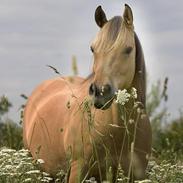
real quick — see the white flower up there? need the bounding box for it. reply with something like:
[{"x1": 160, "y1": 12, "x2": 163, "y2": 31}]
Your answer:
[
  {"x1": 37, "y1": 159, "x2": 45, "y2": 164},
  {"x1": 23, "y1": 178, "x2": 32, "y2": 182},
  {"x1": 41, "y1": 177, "x2": 53, "y2": 182},
  {"x1": 1, "y1": 148, "x2": 16, "y2": 153},
  {"x1": 129, "y1": 119, "x2": 134, "y2": 124},
  {"x1": 26, "y1": 170, "x2": 40, "y2": 174},
  {"x1": 4, "y1": 165, "x2": 12, "y2": 170},
  {"x1": 135, "y1": 180, "x2": 152, "y2": 183},
  {"x1": 42, "y1": 172, "x2": 50, "y2": 176},
  {"x1": 115, "y1": 89, "x2": 130, "y2": 105},
  {"x1": 131, "y1": 87, "x2": 137, "y2": 99}
]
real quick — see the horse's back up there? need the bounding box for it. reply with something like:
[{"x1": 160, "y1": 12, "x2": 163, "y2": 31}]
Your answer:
[{"x1": 23, "y1": 77, "x2": 84, "y2": 174}]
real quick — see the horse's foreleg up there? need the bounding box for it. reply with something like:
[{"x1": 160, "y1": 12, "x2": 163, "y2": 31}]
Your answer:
[{"x1": 68, "y1": 159, "x2": 87, "y2": 183}]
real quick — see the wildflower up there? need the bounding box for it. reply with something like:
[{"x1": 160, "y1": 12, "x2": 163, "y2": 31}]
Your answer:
[
  {"x1": 1, "y1": 148, "x2": 16, "y2": 153},
  {"x1": 134, "y1": 102, "x2": 138, "y2": 108},
  {"x1": 131, "y1": 87, "x2": 137, "y2": 99},
  {"x1": 23, "y1": 178, "x2": 32, "y2": 182},
  {"x1": 131, "y1": 142, "x2": 134, "y2": 153},
  {"x1": 145, "y1": 154, "x2": 150, "y2": 160},
  {"x1": 43, "y1": 172, "x2": 50, "y2": 176},
  {"x1": 115, "y1": 89, "x2": 130, "y2": 105},
  {"x1": 41, "y1": 177, "x2": 53, "y2": 182},
  {"x1": 135, "y1": 180, "x2": 152, "y2": 183},
  {"x1": 37, "y1": 159, "x2": 45, "y2": 164},
  {"x1": 141, "y1": 114, "x2": 146, "y2": 120},
  {"x1": 129, "y1": 119, "x2": 134, "y2": 124},
  {"x1": 4, "y1": 165, "x2": 12, "y2": 170},
  {"x1": 137, "y1": 108, "x2": 141, "y2": 114},
  {"x1": 26, "y1": 170, "x2": 40, "y2": 174},
  {"x1": 85, "y1": 177, "x2": 97, "y2": 183}
]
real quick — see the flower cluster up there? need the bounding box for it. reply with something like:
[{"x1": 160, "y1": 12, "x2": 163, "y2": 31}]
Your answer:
[
  {"x1": 0, "y1": 148, "x2": 54, "y2": 183},
  {"x1": 115, "y1": 87, "x2": 137, "y2": 105},
  {"x1": 0, "y1": 147, "x2": 183, "y2": 182},
  {"x1": 131, "y1": 87, "x2": 137, "y2": 99},
  {"x1": 115, "y1": 89, "x2": 130, "y2": 105}
]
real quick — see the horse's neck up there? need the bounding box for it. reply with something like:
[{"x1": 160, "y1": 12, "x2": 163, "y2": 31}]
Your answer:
[{"x1": 132, "y1": 33, "x2": 146, "y2": 108}]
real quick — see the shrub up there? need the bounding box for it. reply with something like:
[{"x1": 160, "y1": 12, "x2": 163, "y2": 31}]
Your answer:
[
  {"x1": 0, "y1": 96, "x2": 12, "y2": 120},
  {"x1": 0, "y1": 119, "x2": 23, "y2": 150},
  {"x1": 0, "y1": 95, "x2": 23, "y2": 150},
  {"x1": 153, "y1": 113, "x2": 183, "y2": 161}
]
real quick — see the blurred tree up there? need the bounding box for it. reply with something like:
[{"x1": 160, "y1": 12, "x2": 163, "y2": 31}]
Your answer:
[
  {"x1": 146, "y1": 77, "x2": 183, "y2": 160},
  {"x1": 0, "y1": 96, "x2": 12, "y2": 119},
  {"x1": 0, "y1": 95, "x2": 23, "y2": 150},
  {"x1": 0, "y1": 118, "x2": 23, "y2": 149},
  {"x1": 146, "y1": 78, "x2": 168, "y2": 146}
]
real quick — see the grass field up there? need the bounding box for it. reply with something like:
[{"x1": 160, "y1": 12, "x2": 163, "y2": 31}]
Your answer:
[
  {"x1": 0, "y1": 78, "x2": 183, "y2": 182},
  {"x1": 0, "y1": 147, "x2": 183, "y2": 182}
]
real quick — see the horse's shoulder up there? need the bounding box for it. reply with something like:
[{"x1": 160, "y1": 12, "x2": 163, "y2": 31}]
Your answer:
[{"x1": 24, "y1": 76, "x2": 85, "y2": 122}]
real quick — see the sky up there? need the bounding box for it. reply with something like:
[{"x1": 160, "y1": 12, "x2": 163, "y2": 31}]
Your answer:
[{"x1": 0, "y1": 0, "x2": 183, "y2": 122}]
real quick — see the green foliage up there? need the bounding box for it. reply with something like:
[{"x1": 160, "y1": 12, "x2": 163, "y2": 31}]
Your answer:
[
  {"x1": 0, "y1": 119, "x2": 23, "y2": 150},
  {"x1": 0, "y1": 95, "x2": 23, "y2": 150},
  {"x1": 0, "y1": 96, "x2": 12, "y2": 118},
  {"x1": 146, "y1": 79, "x2": 167, "y2": 150},
  {"x1": 146, "y1": 79, "x2": 167, "y2": 135},
  {"x1": 146, "y1": 78, "x2": 183, "y2": 161},
  {"x1": 153, "y1": 113, "x2": 183, "y2": 161},
  {"x1": 167, "y1": 114, "x2": 183, "y2": 153}
]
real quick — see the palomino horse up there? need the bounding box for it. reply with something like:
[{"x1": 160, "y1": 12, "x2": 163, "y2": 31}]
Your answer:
[{"x1": 23, "y1": 4, "x2": 152, "y2": 182}]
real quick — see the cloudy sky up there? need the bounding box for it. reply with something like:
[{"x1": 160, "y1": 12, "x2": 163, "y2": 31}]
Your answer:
[{"x1": 0, "y1": 0, "x2": 183, "y2": 122}]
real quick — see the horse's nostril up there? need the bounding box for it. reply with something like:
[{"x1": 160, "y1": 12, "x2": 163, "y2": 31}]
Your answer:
[{"x1": 89, "y1": 83, "x2": 95, "y2": 95}]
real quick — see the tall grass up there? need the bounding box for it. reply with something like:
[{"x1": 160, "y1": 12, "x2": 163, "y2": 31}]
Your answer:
[
  {"x1": 0, "y1": 147, "x2": 183, "y2": 182},
  {"x1": 0, "y1": 63, "x2": 183, "y2": 182}
]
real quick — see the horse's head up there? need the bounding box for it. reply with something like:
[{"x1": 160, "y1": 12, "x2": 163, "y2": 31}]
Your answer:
[{"x1": 89, "y1": 4, "x2": 136, "y2": 110}]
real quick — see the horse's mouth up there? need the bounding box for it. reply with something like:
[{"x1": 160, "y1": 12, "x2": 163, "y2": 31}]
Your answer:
[{"x1": 94, "y1": 96, "x2": 114, "y2": 110}]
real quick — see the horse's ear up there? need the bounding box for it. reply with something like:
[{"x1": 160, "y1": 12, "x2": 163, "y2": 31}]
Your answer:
[
  {"x1": 95, "y1": 6, "x2": 107, "y2": 28},
  {"x1": 123, "y1": 4, "x2": 133, "y2": 26}
]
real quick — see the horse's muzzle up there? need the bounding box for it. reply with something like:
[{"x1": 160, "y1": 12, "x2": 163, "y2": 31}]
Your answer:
[{"x1": 89, "y1": 83, "x2": 114, "y2": 110}]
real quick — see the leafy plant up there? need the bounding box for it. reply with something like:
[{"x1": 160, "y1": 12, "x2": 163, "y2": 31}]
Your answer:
[
  {"x1": 0, "y1": 119, "x2": 23, "y2": 150},
  {"x1": 0, "y1": 96, "x2": 12, "y2": 119}
]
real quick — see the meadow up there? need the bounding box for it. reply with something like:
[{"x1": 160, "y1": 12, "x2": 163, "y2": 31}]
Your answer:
[{"x1": 0, "y1": 67, "x2": 183, "y2": 182}]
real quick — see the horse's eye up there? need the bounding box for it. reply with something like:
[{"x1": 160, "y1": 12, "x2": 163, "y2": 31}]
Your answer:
[
  {"x1": 124, "y1": 46, "x2": 133, "y2": 54},
  {"x1": 90, "y1": 46, "x2": 94, "y2": 53}
]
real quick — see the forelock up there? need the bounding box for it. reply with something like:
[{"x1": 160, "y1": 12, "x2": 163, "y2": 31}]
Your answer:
[{"x1": 92, "y1": 16, "x2": 124, "y2": 52}]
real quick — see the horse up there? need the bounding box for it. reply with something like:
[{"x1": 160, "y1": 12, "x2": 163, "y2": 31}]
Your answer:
[{"x1": 23, "y1": 4, "x2": 152, "y2": 182}]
